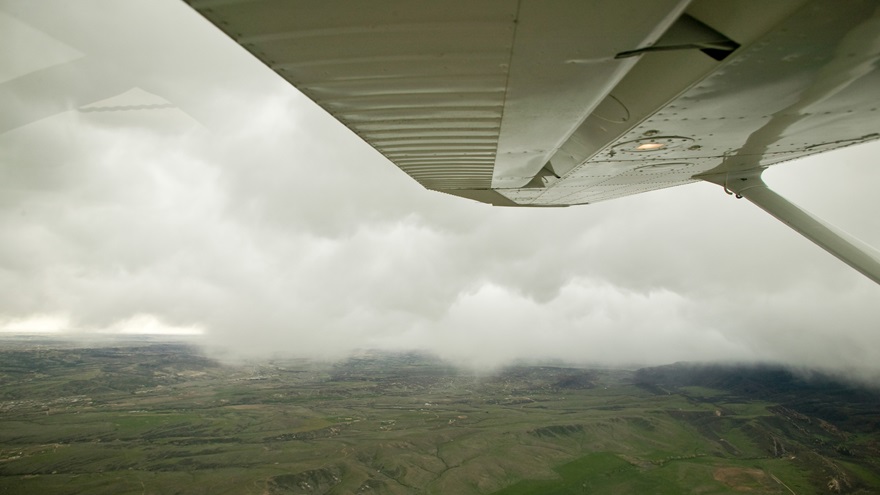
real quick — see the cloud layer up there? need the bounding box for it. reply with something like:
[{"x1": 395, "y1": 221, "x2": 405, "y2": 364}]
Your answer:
[{"x1": 2, "y1": 0, "x2": 879, "y2": 375}]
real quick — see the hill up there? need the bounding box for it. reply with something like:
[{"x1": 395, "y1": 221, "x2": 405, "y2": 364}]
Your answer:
[{"x1": 1, "y1": 339, "x2": 879, "y2": 494}]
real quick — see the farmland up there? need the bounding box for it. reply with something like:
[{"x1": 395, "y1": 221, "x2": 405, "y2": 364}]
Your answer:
[{"x1": 1, "y1": 337, "x2": 878, "y2": 494}]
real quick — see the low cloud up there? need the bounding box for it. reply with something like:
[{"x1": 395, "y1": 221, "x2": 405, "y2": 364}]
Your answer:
[{"x1": 2, "y1": 0, "x2": 879, "y2": 376}]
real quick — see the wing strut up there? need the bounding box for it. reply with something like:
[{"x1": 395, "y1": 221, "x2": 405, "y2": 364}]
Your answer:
[{"x1": 702, "y1": 170, "x2": 880, "y2": 285}]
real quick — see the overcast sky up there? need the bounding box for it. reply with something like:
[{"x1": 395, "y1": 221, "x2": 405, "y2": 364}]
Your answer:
[{"x1": 2, "y1": 1, "x2": 879, "y2": 374}]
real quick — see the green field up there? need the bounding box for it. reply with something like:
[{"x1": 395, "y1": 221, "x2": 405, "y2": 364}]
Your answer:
[{"x1": 1, "y1": 338, "x2": 878, "y2": 494}]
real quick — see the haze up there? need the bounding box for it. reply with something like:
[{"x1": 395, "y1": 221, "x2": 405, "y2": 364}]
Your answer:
[{"x1": 1, "y1": 1, "x2": 879, "y2": 374}]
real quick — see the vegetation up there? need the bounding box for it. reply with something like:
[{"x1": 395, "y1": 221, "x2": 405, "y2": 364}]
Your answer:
[{"x1": 0, "y1": 338, "x2": 878, "y2": 493}]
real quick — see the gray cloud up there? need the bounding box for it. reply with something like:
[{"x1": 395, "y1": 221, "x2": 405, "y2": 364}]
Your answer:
[{"x1": 1, "y1": 0, "x2": 879, "y2": 375}]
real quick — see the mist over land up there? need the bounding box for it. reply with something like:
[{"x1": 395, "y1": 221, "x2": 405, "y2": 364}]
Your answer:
[{"x1": 6, "y1": 332, "x2": 880, "y2": 390}]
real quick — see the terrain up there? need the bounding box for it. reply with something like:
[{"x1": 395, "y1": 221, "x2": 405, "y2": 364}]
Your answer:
[{"x1": 1, "y1": 337, "x2": 879, "y2": 494}]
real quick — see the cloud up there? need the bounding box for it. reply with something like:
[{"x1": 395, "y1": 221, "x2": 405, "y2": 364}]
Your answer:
[
  {"x1": 1, "y1": 0, "x2": 879, "y2": 375},
  {"x1": 0, "y1": 314, "x2": 70, "y2": 333}
]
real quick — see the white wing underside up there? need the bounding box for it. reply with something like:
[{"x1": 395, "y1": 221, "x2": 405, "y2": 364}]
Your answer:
[{"x1": 189, "y1": 0, "x2": 880, "y2": 208}]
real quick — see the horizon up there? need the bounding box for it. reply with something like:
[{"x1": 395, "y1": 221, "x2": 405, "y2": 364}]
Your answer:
[{"x1": 3, "y1": 332, "x2": 880, "y2": 390}]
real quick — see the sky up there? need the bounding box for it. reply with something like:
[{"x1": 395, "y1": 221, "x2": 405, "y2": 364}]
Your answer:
[{"x1": 1, "y1": 1, "x2": 879, "y2": 374}]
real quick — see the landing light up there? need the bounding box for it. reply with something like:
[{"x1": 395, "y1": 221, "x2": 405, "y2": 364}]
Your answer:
[
  {"x1": 635, "y1": 142, "x2": 665, "y2": 151},
  {"x1": 613, "y1": 136, "x2": 692, "y2": 154}
]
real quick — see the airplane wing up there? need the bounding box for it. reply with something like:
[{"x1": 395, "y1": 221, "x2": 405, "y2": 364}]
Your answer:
[
  {"x1": 187, "y1": 0, "x2": 879, "y2": 206},
  {"x1": 2, "y1": 0, "x2": 876, "y2": 287},
  {"x1": 188, "y1": 0, "x2": 880, "y2": 284}
]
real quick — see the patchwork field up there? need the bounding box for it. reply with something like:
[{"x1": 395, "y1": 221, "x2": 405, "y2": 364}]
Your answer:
[{"x1": 1, "y1": 338, "x2": 878, "y2": 494}]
